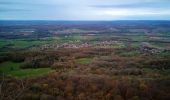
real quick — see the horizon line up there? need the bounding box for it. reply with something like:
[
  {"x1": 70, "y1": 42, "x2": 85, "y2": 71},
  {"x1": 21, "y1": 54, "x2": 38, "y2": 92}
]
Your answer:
[{"x1": 1, "y1": 19, "x2": 170, "y2": 21}]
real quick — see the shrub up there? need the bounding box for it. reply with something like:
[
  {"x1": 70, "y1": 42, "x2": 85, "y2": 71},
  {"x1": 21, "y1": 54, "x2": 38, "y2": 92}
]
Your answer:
[
  {"x1": 51, "y1": 62, "x2": 70, "y2": 70},
  {"x1": 145, "y1": 59, "x2": 170, "y2": 70}
]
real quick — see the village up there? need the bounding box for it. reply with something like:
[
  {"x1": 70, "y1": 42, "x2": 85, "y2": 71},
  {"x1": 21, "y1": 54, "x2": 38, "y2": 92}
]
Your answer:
[{"x1": 30, "y1": 40, "x2": 124, "y2": 51}]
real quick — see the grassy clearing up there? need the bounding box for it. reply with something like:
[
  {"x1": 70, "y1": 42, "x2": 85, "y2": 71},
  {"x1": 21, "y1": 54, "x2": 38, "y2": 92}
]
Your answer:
[
  {"x1": 8, "y1": 68, "x2": 53, "y2": 77},
  {"x1": 76, "y1": 58, "x2": 93, "y2": 65},
  {"x1": 0, "y1": 62, "x2": 21, "y2": 73},
  {"x1": 0, "y1": 61, "x2": 54, "y2": 77}
]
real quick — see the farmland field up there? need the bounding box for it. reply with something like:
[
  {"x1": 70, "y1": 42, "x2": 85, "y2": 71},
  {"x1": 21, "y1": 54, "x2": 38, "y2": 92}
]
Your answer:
[{"x1": 0, "y1": 62, "x2": 54, "y2": 77}]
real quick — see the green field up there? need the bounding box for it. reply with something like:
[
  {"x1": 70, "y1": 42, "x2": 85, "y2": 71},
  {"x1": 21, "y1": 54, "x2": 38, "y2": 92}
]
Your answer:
[
  {"x1": 0, "y1": 38, "x2": 59, "y2": 49},
  {"x1": 0, "y1": 40, "x2": 11, "y2": 47},
  {"x1": 76, "y1": 58, "x2": 93, "y2": 65},
  {"x1": 0, "y1": 62, "x2": 54, "y2": 77}
]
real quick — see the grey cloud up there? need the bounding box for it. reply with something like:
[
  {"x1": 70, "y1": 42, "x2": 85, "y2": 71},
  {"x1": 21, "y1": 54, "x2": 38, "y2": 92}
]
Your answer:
[
  {"x1": 0, "y1": 1, "x2": 25, "y2": 5},
  {"x1": 0, "y1": 8, "x2": 30, "y2": 12},
  {"x1": 0, "y1": 1, "x2": 59, "y2": 7},
  {"x1": 91, "y1": 1, "x2": 170, "y2": 9}
]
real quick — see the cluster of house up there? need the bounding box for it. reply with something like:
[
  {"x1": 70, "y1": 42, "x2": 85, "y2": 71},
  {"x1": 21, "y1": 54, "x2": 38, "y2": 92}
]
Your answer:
[
  {"x1": 95, "y1": 40, "x2": 120, "y2": 46},
  {"x1": 30, "y1": 40, "x2": 122, "y2": 51},
  {"x1": 140, "y1": 46, "x2": 163, "y2": 54},
  {"x1": 139, "y1": 42, "x2": 163, "y2": 54},
  {"x1": 60, "y1": 43, "x2": 92, "y2": 48},
  {"x1": 30, "y1": 42, "x2": 93, "y2": 51}
]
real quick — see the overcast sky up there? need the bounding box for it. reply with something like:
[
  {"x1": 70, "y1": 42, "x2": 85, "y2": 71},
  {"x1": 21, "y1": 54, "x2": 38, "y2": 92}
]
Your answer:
[{"x1": 0, "y1": 0, "x2": 170, "y2": 20}]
